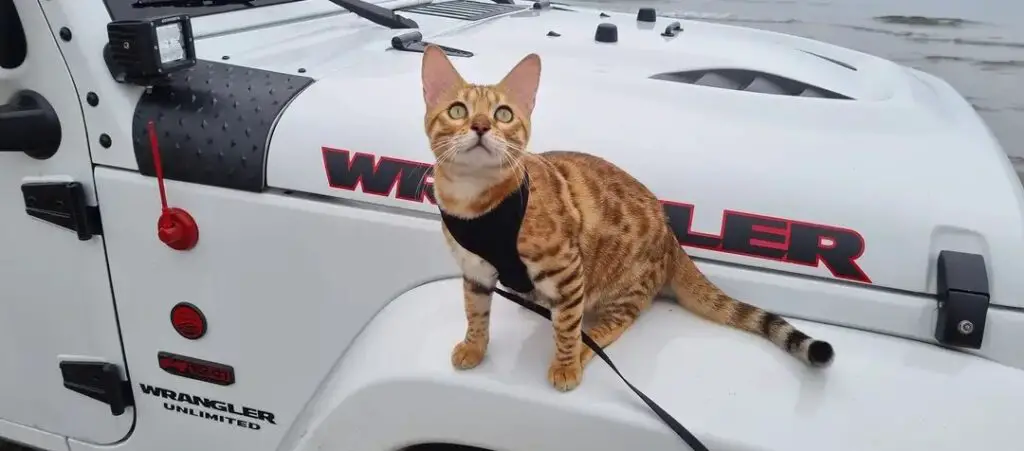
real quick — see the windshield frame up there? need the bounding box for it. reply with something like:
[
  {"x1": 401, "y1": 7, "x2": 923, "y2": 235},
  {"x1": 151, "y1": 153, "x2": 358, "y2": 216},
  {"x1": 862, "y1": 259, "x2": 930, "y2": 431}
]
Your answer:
[{"x1": 104, "y1": 0, "x2": 307, "y2": 22}]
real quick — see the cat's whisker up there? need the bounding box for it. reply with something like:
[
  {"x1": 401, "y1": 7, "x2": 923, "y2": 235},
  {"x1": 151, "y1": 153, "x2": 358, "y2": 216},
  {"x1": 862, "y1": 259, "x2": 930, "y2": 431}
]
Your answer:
[
  {"x1": 415, "y1": 163, "x2": 438, "y2": 196},
  {"x1": 423, "y1": 141, "x2": 460, "y2": 194},
  {"x1": 432, "y1": 138, "x2": 455, "y2": 152},
  {"x1": 504, "y1": 143, "x2": 527, "y2": 158},
  {"x1": 505, "y1": 149, "x2": 523, "y2": 179},
  {"x1": 501, "y1": 143, "x2": 527, "y2": 175},
  {"x1": 435, "y1": 141, "x2": 462, "y2": 166},
  {"x1": 435, "y1": 140, "x2": 460, "y2": 156},
  {"x1": 444, "y1": 146, "x2": 462, "y2": 164}
]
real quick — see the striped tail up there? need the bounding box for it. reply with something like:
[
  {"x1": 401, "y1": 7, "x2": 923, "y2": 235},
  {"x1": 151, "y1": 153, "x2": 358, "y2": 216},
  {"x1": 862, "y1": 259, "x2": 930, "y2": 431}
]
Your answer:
[{"x1": 667, "y1": 245, "x2": 835, "y2": 367}]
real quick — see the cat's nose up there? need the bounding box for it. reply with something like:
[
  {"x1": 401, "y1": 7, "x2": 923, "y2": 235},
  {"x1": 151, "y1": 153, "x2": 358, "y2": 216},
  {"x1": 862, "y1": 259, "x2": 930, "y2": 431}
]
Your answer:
[{"x1": 471, "y1": 116, "x2": 491, "y2": 135}]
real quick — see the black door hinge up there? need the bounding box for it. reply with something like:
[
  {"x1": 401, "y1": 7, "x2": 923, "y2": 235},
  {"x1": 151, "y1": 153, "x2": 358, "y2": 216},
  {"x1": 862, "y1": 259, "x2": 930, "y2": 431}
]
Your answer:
[
  {"x1": 22, "y1": 181, "x2": 102, "y2": 241},
  {"x1": 60, "y1": 361, "x2": 134, "y2": 416},
  {"x1": 934, "y1": 250, "x2": 990, "y2": 349}
]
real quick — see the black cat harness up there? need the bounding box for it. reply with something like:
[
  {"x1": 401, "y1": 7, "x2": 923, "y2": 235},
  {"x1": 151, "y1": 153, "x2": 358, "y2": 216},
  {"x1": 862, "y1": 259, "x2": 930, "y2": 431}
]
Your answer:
[
  {"x1": 437, "y1": 172, "x2": 710, "y2": 451},
  {"x1": 440, "y1": 174, "x2": 535, "y2": 294}
]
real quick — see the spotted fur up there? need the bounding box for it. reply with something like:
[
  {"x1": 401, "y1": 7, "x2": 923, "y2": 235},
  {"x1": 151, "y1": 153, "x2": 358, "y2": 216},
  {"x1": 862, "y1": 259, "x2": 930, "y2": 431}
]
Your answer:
[{"x1": 420, "y1": 45, "x2": 834, "y2": 392}]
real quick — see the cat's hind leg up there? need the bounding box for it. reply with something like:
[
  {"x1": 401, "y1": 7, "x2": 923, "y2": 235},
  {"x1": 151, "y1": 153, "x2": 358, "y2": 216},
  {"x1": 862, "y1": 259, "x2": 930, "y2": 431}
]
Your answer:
[{"x1": 579, "y1": 292, "x2": 653, "y2": 368}]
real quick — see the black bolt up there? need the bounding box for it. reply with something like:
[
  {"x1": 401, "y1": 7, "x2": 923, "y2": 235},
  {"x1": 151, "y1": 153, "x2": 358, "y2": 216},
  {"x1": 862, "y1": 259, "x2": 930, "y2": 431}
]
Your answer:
[
  {"x1": 99, "y1": 134, "x2": 112, "y2": 148},
  {"x1": 59, "y1": 27, "x2": 72, "y2": 41},
  {"x1": 599, "y1": 12, "x2": 610, "y2": 18},
  {"x1": 637, "y1": 7, "x2": 657, "y2": 22},
  {"x1": 298, "y1": 68, "x2": 306, "y2": 73},
  {"x1": 595, "y1": 23, "x2": 618, "y2": 43},
  {"x1": 221, "y1": 55, "x2": 230, "y2": 60},
  {"x1": 86, "y1": 92, "x2": 99, "y2": 107},
  {"x1": 546, "y1": 31, "x2": 561, "y2": 37}
]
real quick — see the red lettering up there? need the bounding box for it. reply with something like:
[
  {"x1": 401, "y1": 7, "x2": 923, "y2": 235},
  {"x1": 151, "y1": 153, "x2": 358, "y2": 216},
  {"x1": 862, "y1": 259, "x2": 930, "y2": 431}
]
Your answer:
[{"x1": 322, "y1": 150, "x2": 869, "y2": 283}]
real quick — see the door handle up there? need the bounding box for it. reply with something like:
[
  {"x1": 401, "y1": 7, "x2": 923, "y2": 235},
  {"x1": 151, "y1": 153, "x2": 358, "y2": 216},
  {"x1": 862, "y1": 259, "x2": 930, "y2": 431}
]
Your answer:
[{"x1": 0, "y1": 89, "x2": 62, "y2": 160}]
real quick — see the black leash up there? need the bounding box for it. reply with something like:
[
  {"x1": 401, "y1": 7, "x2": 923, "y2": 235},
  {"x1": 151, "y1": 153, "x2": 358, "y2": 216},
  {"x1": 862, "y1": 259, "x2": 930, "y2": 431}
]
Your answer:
[{"x1": 493, "y1": 287, "x2": 710, "y2": 451}]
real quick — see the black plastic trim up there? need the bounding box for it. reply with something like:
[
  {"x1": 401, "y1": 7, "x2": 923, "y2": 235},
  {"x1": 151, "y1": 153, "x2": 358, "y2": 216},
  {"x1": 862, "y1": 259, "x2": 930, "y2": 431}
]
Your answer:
[
  {"x1": 399, "y1": 0, "x2": 526, "y2": 21},
  {"x1": 131, "y1": 60, "x2": 314, "y2": 192},
  {"x1": 934, "y1": 250, "x2": 989, "y2": 349},
  {"x1": 60, "y1": 361, "x2": 134, "y2": 416},
  {"x1": 0, "y1": 90, "x2": 63, "y2": 160},
  {"x1": 0, "y1": 0, "x2": 27, "y2": 69},
  {"x1": 391, "y1": 31, "x2": 473, "y2": 57},
  {"x1": 661, "y1": 21, "x2": 682, "y2": 37},
  {"x1": 650, "y1": 69, "x2": 853, "y2": 100},
  {"x1": 22, "y1": 182, "x2": 103, "y2": 241}
]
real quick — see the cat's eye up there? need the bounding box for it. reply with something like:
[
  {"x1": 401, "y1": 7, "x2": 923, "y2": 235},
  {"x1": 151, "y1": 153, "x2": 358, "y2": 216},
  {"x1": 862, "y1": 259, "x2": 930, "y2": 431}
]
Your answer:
[
  {"x1": 494, "y1": 106, "x2": 514, "y2": 123},
  {"x1": 447, "y1": 103, "x2": 468, "y2": 120}
]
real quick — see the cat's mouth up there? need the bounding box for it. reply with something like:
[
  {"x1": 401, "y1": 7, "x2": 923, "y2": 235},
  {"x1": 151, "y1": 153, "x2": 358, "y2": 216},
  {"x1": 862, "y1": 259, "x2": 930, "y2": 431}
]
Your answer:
[
  {"x1": 436, "y1": 134, "x2": 509, "y2": 170},
  {"x1": 444, "y1": 143, "x2": 506, "y2": 171}
]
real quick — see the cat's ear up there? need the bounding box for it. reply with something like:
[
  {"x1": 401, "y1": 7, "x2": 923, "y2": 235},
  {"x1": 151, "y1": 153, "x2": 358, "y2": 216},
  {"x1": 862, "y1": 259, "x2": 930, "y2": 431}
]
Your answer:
[
  {"x1": 421, "y1": 45, "x2": 465, "y2": 110},
  {"x1": 498, "y1": 53, "x2": 541, "y2": 115}
]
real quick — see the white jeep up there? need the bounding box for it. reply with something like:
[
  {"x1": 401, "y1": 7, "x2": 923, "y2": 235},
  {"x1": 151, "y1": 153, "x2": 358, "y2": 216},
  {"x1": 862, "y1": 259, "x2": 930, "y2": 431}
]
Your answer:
[{"x1": 1, "y1": 0, "x2": 1023, "y2": 450}]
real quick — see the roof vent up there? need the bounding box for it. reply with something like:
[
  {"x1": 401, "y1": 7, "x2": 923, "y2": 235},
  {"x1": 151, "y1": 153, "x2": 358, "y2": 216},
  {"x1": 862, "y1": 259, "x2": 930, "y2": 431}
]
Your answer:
[
  {"x1": 649, "y1": 69, "x2": 853, "y2": 99},
  {"x1": 398, "y1": 0, "x2": 526, "y2": 21}
]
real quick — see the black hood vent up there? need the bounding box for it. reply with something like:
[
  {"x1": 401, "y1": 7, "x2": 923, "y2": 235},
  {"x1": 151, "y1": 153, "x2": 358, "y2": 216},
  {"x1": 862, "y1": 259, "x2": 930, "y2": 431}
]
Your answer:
[
  {"x1": 398, "y1": 0, "x2": 526, "y2": 21},
  {"x1": 650, "y1": 69, "x2": 853, "y2": 100}
]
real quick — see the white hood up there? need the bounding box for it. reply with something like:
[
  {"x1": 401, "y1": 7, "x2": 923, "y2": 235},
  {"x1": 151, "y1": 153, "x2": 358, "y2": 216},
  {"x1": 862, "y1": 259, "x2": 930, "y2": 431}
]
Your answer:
[{"x1": 193, "y1": 1, "x2": 1024, "y2": 306}]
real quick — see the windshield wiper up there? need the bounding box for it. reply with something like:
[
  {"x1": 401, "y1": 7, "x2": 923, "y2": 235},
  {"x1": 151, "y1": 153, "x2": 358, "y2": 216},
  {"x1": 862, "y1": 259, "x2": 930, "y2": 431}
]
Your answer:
[
  {"x1": 133, "y1": 0, "x2": 418, "y2": 29},
  {"x1": 324, "y1": 0, "x2": 417, "y2": 29}
]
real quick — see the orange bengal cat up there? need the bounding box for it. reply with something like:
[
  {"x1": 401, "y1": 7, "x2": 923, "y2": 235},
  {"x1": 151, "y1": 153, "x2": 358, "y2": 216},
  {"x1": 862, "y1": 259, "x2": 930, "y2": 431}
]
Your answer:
[{"x1": 420, "y1": 44, "x2": 834, "y2": 392}]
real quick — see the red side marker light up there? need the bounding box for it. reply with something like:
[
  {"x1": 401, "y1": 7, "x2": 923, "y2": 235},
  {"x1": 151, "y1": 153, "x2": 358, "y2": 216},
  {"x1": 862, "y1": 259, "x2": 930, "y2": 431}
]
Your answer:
[
  {"x1": 158, "y1": 351, "x2": 235, "y2": 386},
  {"x1": 170, "y1": 302, "x2": 207, "y2": 340},
  {"x1": 147, "y1": 120, "x2": 199, "y2": 251}
]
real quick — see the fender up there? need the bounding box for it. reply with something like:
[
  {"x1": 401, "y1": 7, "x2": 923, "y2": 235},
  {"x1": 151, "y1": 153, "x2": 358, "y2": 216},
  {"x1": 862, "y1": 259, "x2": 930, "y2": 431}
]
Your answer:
[
  {"x1": 280, "y1": 278, "x2": 1024, "y2": 451},
  {"x1": 321, "y1": 147, "x2": 870, "y2": 283}
]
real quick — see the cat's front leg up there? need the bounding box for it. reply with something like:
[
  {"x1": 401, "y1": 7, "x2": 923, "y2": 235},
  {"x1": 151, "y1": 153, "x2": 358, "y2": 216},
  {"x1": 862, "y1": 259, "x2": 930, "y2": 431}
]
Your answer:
[
  {"x1": 452, "y1": 276, "x2": 495, "y2": 369},
  {"x1": 444, "y1": 227, "x2": 498, "y2": 370}
]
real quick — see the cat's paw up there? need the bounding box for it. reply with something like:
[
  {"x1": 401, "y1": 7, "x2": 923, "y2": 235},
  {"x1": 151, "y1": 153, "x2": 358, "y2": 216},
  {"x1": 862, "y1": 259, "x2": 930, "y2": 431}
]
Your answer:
[
  {"x1": 547, "y1": 361, "x2": 583, "y2": 392},
  {"x1": 451, "y1": 340, "x2": 487, "y2": 370}
]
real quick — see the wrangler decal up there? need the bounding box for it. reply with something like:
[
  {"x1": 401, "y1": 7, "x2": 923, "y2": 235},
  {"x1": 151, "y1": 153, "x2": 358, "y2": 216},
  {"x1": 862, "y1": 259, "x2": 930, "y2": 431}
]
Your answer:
[
  {"x1": 323, "y1": 147, "x2": 436, "y2": 204},
  {"x1": 321, "y1": 148, "x2": 870, "y2": 283},
  {"x1": 138, "y1": 383, "x2": 276, "y2": 431},
  {"x1": 662, "y1": 201, "x2": 869, "y2": 283}
]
